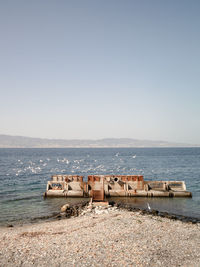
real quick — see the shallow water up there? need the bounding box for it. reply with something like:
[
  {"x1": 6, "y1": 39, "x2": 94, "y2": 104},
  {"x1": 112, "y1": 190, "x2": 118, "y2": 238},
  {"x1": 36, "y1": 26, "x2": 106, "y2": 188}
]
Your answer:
[{"x1": 0, "y1": 147, "x2": 200, "y2": 225}]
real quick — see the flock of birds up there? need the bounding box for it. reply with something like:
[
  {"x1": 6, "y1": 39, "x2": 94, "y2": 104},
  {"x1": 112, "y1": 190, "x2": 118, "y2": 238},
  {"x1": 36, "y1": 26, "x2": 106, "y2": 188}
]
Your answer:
[{"x1": 11, "y1": 152, "x2": 139, "y2": 177}]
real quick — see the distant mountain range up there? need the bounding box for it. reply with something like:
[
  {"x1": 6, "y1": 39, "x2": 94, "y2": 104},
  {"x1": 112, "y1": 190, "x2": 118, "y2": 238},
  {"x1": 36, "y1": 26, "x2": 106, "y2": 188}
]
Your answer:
[{"x1": 0, "y1": 134, "x2": 198, "y2": 148}]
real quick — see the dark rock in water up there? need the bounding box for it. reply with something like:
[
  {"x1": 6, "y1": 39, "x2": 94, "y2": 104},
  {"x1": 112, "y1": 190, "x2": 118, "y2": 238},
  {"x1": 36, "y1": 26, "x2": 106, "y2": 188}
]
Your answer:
[
  {"x1": 162, "y1": 213, "x2": 168, "y2": 218},
  {"x1": 65, "y1": 212, "x2": 72, "y2": 218},
  {"x1": 134, "y1": 208, "x2": 141, "y2": 212},
  {"x1": 170, "y1": 215, "x2": 177, "y2": 220},
  {"x1": 181, "y1": 218, "x2": 190, "y2": 223},
  {"x1": 165, "y1": 214, "x2": 174, "y2": 220},
  {"x1": 192, "y1": 219, "x2": 197, "y2": 224},
  {"x1": 108, "y1": 201, "x2": 115, "y2": 207},
  {"x1": 151, "y1": 209, "x2": 159, "y2": 216}
]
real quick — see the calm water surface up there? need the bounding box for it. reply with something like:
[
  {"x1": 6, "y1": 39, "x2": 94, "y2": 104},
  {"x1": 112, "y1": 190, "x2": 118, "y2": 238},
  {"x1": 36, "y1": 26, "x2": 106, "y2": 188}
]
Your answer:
[{"x1": 0, "y1": 148, "x2": 199, "y2": 225}]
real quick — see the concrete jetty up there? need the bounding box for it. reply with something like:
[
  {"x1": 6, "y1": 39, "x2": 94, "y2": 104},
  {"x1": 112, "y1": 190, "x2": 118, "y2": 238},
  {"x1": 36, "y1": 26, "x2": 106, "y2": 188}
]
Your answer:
[{"x1": 44, "y1": 175, "x2": 192, "y2": 199}]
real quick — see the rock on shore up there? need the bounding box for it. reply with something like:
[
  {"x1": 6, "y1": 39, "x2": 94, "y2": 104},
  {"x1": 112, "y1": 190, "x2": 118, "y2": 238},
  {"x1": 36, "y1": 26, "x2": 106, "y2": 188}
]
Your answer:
[{"x1": 0, "y1": 207, "x2": 199, "y2": 267}]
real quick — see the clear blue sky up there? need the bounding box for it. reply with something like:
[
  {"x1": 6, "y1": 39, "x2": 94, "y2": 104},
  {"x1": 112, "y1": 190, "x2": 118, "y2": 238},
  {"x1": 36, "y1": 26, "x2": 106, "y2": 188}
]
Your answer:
[{"x1": 0, "y1": 0, "x2": 200, "y2": 144}]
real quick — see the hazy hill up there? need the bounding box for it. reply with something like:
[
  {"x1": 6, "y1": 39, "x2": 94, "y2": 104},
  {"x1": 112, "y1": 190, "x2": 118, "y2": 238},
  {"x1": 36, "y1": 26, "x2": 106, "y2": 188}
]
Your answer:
[{"x1": 0, "y1": 134, "x2": 196, "y2": 148}]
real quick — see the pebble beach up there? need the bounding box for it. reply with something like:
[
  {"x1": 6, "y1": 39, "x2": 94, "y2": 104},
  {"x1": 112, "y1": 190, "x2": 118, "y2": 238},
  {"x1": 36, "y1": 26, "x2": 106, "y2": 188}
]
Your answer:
[{"x1": 0, "y1": 205, "x2": 200, "y2": 267}]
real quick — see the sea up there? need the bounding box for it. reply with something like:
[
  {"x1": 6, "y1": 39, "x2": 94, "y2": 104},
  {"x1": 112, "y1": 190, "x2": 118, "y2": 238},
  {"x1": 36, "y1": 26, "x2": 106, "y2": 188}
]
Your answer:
[{"x1": 0, "y1": 147, "x2": 200, "y2": 226}]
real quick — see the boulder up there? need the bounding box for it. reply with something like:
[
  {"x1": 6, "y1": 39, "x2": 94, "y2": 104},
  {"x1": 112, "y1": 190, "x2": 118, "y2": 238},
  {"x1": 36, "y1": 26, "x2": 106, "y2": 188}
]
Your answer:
[{"x1": 61, "y1": 203, "x2": 70, "y2": 212}]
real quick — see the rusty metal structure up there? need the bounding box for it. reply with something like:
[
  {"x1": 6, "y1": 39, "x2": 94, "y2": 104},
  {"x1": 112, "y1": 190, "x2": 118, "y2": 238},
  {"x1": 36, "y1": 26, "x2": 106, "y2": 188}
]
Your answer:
[{"x1": 44, "y1": 175, "x2": 192, "y2": 200}]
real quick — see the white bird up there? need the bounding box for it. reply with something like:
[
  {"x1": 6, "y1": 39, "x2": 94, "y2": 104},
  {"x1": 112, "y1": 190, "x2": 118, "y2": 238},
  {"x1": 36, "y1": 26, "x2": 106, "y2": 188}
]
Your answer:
[
  {"x1": 132, "y1": 155, "x2": 136, "y2": 159},
  {"x1": 147, "y1": 202, "x2": 151, "y2": 211}
]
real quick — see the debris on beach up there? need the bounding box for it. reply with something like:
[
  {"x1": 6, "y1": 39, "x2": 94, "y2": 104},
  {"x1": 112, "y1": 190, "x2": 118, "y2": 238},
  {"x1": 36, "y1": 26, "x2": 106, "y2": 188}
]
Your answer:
[{"x1": 59, "y1": 199, "x2": 200, "y2": 224}]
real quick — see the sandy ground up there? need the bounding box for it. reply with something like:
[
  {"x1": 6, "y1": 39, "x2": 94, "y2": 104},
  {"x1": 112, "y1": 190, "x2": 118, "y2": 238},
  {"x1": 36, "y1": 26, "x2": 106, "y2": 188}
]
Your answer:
[{"x1": 0, "y1": 208, "x2": 200, "y2": 267}]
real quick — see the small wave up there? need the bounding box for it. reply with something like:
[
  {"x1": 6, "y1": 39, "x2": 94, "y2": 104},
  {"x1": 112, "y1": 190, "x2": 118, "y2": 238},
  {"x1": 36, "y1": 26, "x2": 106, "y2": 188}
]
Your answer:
[{"x1": 2, "y1": 195, "x2": 39, "y2": 203}]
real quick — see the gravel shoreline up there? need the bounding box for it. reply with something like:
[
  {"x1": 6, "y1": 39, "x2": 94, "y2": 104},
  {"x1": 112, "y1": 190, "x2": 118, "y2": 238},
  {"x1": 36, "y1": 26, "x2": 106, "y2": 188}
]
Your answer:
[{"x1": 0, "y1": 207, "x2": 200, "y2": 267}]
